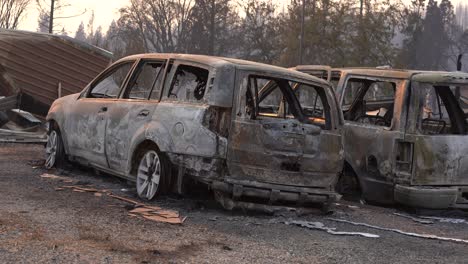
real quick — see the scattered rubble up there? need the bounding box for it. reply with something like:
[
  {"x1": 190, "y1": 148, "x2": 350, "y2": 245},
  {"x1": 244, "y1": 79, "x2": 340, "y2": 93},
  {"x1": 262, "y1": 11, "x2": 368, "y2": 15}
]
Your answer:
[
  {"x1": 129, "y1": 206, "x2": 186, "y2": 225},
  {"x1": 0, "y1": 108, "x2": 47, "y2": 143},
  {"x1": 328, "y1": 218, "x2": 468, "y2": 244},
  {"x1": 393, "y1": 213, "x2": 435, "y2": 225},
  {"x1": 285, "y1": 220, "x2": 379, "y2": 238},
  {"x1": 393, "y1": 213, "x2": 468, "y2": 225},
  {"x1": 418, "y1": 216, "x2": 468, "y2": 225},
  {"x1": 39, "y1": 173, "x2": 186, "y2": 225}
]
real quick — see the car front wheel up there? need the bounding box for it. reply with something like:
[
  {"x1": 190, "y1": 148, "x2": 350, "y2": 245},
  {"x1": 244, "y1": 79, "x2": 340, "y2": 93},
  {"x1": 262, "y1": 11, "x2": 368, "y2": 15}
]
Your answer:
[{"x1": 45, "y1": 127, "x2": 66, "y2": 169}]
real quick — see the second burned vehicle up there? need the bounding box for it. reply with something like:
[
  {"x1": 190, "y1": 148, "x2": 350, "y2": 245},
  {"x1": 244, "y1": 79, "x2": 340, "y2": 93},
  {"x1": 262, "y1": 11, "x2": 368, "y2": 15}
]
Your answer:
[
  {"x1": 44, "y1": 54, "x2": 344, "y2": 210},
  {"x1": 296, "y1": 67, "x2": 468, "y2": 209}
]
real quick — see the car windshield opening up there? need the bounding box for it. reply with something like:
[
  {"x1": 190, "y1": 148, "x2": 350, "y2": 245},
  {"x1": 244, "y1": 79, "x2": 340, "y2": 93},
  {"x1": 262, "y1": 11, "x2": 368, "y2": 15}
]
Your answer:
[{"x1": 418, "y1": 83, "x2": 468, "y2": 135}]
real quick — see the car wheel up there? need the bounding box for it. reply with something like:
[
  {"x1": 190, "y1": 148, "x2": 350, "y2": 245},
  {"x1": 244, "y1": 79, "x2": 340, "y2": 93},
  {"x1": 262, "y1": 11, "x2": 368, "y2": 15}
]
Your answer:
[
  {"x1": 136, "y1": 149, "x2": 170, "y2": 200},
  {"x1": 45, "y1": 127, "x2": 66, "y2": 169}
]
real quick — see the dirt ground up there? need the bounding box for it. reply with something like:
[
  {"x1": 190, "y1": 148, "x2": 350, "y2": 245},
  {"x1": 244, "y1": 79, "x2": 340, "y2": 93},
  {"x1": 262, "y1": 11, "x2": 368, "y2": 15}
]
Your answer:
[{"x1": 1, "y1": 143, "x2": 468, "y2": 264}]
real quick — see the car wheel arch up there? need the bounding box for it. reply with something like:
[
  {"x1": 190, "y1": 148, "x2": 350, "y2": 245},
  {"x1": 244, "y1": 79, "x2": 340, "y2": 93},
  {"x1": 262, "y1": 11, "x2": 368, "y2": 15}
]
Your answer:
[
  {"x1": 336, "y1": 160, "x2": 364, "y2": 197},
  {"x1": 128, "y1": 139, "x2": 168, "y2": 177},
  {"x1": 47, "y1": 119, "x2": 70, "y2": 155}
]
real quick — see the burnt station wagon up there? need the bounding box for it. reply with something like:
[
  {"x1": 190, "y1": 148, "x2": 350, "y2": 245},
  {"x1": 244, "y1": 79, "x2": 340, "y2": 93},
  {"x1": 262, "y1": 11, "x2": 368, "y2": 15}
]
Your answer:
[
  {"x1": 45, "y1": 54, "x2": 344, "y2": 210},
  {"x1": 297, "y1": 67, "x2": 468, "y2": 209}
]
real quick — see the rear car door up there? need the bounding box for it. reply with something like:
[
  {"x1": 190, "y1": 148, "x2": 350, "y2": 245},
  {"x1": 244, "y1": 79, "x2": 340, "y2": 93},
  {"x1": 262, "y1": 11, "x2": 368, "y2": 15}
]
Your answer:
[
  {"x1": 227, "y1": 72, "x2": 340, "y2": 189},
  {"x1": 407, "y1": 78, "x2": 468, "y2": 187},
  {"x1": 339, "y1": 75, "x2": 408, "y2": 203},
  {"x1": 105, "y1": 59, "x2": 167, "y2": 173},
  {"x1": 65, "y1": 61, "x2": 135, "y2": 168}
]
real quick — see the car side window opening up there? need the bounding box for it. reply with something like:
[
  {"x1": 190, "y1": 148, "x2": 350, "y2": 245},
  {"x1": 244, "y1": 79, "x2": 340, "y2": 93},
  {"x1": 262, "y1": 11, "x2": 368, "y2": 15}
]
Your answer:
[
  {"x1": 88, "y1": 62, "x2": 133, "y2": 99},
  {"x1": 287, "y1": 84, "x2": 330, "y2": 129},
  {"x1": 292, "y1": 84, "x2": 324, "y2": 117},
  {"x1": 418, "y1": 83, "x2": 468, "y2": 135},
  {"x1": 167, "y1": 64, "x2": 209, "y2": 102},
  {"x1": 257, "y1": 79, "x2": 284, "y2": 117},
  {"x1": 124, "y1": 61, "x2": 165, "y2": 100},
  {"x1": 250, "y1": 77, "x2": 298, "y2": 120},
  {"x1": 343, "y1": 78, "x2": 396, "y2": 127},
  {"x1": 247, "y1": 76, "x2": 330, "y2": 129}
]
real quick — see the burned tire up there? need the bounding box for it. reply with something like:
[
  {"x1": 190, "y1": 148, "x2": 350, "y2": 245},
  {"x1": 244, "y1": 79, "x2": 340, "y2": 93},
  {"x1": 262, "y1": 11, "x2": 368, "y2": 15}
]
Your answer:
[
  {"x1": 336, "y1": 168, "x2": 362, "y2": 202},
  {"x1": 45, "y1": 126, "x2": 66, "y2": 169},
  {"x1": 135, "y1": 147, "x2": 171, "y2": 200}
]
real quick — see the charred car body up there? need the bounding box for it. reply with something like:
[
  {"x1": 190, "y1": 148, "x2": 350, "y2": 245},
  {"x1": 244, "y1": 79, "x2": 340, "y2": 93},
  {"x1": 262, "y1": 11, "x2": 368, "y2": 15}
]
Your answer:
[
  {"x1": 297, "y1": 67, "x2": 468, "y2": 209},
  {"x1": 45, "y1": 54, "x2": 344, "y2": 209}
]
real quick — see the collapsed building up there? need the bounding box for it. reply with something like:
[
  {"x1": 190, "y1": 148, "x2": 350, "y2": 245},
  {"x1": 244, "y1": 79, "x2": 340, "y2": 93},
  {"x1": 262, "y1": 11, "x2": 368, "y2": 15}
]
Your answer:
[
  {"x1": 0, "y1": 29, "x2": 112, "y2": 142},
  {"x1": 0, "y1": 29, "x2": 112, "y2": 116}
]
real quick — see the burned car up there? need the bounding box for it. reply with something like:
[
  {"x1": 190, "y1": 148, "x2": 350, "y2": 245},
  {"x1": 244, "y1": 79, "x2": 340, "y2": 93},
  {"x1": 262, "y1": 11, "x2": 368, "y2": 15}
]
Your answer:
[
  {"x1": 297, "y1": 67, "x2": 468, "y2": 209},
  {"x1": 291, "y1": 65, "x2": 342, "y2": 89},
  {"x1": 45, "y1": 54, "x2": 344, "y2": 209}
]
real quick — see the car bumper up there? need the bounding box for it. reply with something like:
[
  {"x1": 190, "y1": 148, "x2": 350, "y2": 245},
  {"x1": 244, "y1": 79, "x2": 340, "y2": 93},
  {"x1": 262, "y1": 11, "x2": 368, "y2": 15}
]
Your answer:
[
  {"x1": 211, "y1": 179, "x2": 340, "y2": 208},
  {"x1": 394, "y1": 185, "x2": 468, "y2": 209}
]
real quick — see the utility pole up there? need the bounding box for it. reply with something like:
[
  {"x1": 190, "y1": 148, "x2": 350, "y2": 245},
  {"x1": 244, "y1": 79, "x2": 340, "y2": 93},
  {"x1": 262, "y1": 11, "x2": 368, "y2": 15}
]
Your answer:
[
  {"x1": 360, "y1": 0, "x2": 363, "y2": 17},
  {"x1": 457, "y1": 54, "x2": 463, "y2": 71},
  {"x1": 299, "y1": 0, "x2": 306, "y2": 65},
  {"x1": 48, "y1": 0, "x2": 55, "y2": 33}
]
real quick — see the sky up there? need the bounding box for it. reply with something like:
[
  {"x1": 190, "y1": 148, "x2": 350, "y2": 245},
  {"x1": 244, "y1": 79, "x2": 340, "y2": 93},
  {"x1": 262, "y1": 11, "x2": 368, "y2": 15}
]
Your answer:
[
  {"x1": 17, "y1": 0, "x2": 465, "y2": 36},
  {"x1": 19, "y1": 0, "x2": 130, "y2": 35}
]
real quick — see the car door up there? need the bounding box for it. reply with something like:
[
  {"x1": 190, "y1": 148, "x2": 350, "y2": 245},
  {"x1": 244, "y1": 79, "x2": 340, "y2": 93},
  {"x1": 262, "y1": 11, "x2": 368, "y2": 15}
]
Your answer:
[
  {"x1": 227, "y1": 71, "x2": 332, "y2": 188},
  {"x1": 406, "y1": 79, "x2": 468, "y2": 186},
  {"x1": 65, "y1": 61, "x2": 135, "y2": 168},
  {"x1": 290, "y1": 83, "x2": 344, "y2": 187},
  {"x1": 105, "y1": 59, "x2": 168, "y2": 173},
  {"x1": 339, "y1": 75, "x2": 408, "y2": 203}
]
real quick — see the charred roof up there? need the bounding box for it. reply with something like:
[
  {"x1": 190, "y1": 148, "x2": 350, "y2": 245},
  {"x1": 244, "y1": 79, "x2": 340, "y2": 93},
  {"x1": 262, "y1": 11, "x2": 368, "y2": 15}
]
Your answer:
[{"x1": 118, "y1": 53, "x2": 329, "y2": 86}]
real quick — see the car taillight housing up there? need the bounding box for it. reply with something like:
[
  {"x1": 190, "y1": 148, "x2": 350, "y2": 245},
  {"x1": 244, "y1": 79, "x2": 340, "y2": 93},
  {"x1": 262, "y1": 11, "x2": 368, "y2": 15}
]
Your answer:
[{"x1": 203, "y1": 106, "x2": 231, "y2": 138}]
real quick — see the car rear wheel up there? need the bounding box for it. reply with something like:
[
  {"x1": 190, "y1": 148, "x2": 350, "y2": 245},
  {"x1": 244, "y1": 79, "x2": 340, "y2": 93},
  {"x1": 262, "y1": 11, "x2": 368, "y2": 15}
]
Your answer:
[
  {"x1": 45, "y1": 128, "x2": 66, "y2": 169},
  {"x1": 136, "y1": 149, "x2": 169, "y2": 200}
]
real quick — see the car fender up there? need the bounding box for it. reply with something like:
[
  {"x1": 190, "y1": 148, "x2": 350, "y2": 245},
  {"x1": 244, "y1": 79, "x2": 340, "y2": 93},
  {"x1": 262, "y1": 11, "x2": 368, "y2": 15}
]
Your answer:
[
  {"x1": 125, "y1": 122, "x2": 174, "y2": 175},
  {"x1": 46, "y1": 94, "x2": 79, "y2": 155}
]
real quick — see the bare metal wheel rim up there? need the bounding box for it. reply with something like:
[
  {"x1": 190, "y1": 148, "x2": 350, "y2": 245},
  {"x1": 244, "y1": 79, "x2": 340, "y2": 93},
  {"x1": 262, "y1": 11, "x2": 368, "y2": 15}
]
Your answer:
[
  {"x1": 45, "y1": 130, "x2": 58, "y2": 169},
  {"x1": 137, "y1": 150, "x2": 161, "y2": 200}
]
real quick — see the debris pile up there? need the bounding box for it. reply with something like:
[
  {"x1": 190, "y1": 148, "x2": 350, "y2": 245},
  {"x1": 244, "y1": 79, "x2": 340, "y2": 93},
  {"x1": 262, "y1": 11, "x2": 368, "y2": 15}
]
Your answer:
[
  {"x1": 0, "y1": 105, "x2": 47, "y2": 143},
  {"x1": 129, "y1": 206, "x2": 185, "y2": 225},
  {"x1": 40, "y1": 173, "x2": 186, "y2": 225}
]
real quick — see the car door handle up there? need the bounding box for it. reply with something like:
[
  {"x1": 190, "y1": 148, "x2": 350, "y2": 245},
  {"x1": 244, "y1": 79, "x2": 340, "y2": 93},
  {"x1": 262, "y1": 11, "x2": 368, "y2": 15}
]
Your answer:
[
  {"x1": 138, "y1": 110, "x2": 150, "y2": 117},
  {"x1": 99, "y1": 106, "x2": 108, "y2": 113}
]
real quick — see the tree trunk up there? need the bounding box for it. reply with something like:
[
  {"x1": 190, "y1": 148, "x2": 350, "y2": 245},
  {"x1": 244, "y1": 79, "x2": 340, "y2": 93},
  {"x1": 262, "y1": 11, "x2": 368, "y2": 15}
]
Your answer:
[
  {"x1": 208, "y1": 0, "x2": 216, "y2": 55},
  {"x1": 49, "y1": 0, "x2": 55, "y2": 34}
]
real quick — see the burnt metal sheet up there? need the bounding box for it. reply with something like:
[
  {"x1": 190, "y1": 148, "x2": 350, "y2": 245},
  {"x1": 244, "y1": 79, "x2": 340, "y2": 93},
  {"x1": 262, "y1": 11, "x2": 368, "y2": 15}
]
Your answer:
[
  {"x1": 0, "y1": 95, "x2": 18, "y2": 111},
  {"x1": 0, "y1": 29, "x2": 113, "y2": 114}
]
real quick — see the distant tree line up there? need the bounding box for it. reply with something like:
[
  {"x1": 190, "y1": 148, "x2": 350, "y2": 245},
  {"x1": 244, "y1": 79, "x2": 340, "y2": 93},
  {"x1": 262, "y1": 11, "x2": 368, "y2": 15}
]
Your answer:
[
  {"x1": 1, "y1": 0, "x2": 468, "y2": 71},
  {"x1": 85, "y1": 0, "x2": 467, "y2": 71}
]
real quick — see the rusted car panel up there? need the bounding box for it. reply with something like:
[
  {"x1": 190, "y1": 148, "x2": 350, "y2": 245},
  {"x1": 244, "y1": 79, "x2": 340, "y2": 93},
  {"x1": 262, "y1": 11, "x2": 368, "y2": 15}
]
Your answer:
[
  {"x1": 46, "y1": 54, "x2": 344, "y2": 209},
  {"x1": 296, "y1": 66, "x2": 468, "y2": 209}
]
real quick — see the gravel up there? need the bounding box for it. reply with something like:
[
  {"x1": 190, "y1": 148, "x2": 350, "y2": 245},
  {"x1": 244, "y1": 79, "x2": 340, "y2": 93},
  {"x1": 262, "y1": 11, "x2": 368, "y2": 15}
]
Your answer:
[{"x1": 1, "y1": 143, "x2": 467, "y2": 264}]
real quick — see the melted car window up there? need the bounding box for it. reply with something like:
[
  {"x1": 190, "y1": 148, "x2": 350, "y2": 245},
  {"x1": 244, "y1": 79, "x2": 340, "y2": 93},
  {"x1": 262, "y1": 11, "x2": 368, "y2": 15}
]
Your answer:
[
  {"x1": 293, "y1": 84, "x2": 324, "y2": 119},
  {"x1": 258, "y1": 82, "x2": 283, "y2": 116},
  {"x1": 249, "y1": 76, "x2": 331, "y2": 129},
  {"x1": 168, "y1": 65, "x2": 209, "y2": 102},
  {"x1": 125, "y1": 62, "x2": 164, "y2": 100},
  {"x1": 419, "y1": 84, "x2": 468, "y2": 135},
  {"x1": 89, "y1": 62, "x2": 133, "y2": 98},
  {"x1": 343, "y1": 78, "x2": 396, "y2": 127}
]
